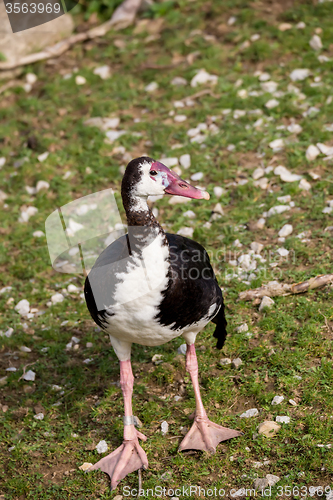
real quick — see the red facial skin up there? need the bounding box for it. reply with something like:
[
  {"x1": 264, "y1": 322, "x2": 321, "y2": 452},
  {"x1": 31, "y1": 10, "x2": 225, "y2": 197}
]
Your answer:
[{"x1": 150, "y1": 161, "x2": 210, "y2": 200}]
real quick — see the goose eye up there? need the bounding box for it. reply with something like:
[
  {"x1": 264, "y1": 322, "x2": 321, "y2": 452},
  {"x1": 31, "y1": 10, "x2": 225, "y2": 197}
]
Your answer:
[{"x1": 150, "y1": 170, "x2": 158, "y2": 176}]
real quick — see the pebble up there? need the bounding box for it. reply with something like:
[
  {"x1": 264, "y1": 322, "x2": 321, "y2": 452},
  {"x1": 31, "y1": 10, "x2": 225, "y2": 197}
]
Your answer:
[
  {"x1": 278, "y1": 224, "x2": 293, "y2": 237},
  {"x1": 272, "y1": 395, "x2": 284, "y2": 405},
  {"x1": 96, "y1": 440, "x2": 108, "y2": 454},
  {"x1": 174, "y1": 115, "x2": 187, "y2": 123},
  {"x1": 220, "y1": 358, "x2": 231, "y2": 366},
  {"x1": 232, "y1": 358, "x2": 243, "y2": 368},
  {"x1": 309, "y1": 35, "x2": 323, "y2": 51},
  {"x1": 169, "y1": 196, "x2": 191, "y2": 205},
  {"x1": 19, "y1": 206, "x2": 38, "y2": 222},
  {"x1": 296, "y1": 21, "x2": 306, "y2": 29},
  {"x1": 213, "y1": 186, "x2": 224, "y2": 198},
  {"x1": 23, "y1": 370, "x2": 36, "y2": 381},
  {"x1": 277, "y1": 195, "x2": 291, "y2": 203},
  {"x1": 183, "y1": 210, "x2": 196, "y2": 219},
  {"x1": 0, "y1": 376, "x2": 8, "y2": 386},
  {"x1": 259, "y1": 296, "x2": 275, "y2": 311},
  {"x1": 235, "y1": 323, "x2": 248, "y2": 333},
  {"x1": 0, "y1": 157, "x2": 6, "y2": 168},
  {"x1": 213, "y1": 202, "x2": 224, "y2": 215},
  {"x1": 274, "y1": 165, "x2": 302, "y2": 182},
  {"x1": 51, "y1": 293, "x2": 64, "y2": 304},
  {"x1": 269, "y1": 138, "x2": 284, "y2": 150},
  {"x1": 262, "y1": 81, "x2": 279, "y2": 94},
  {"x1": 37, "y1": 150, "x2": 50, "y2": 163},
  {"x1": 171, "y1": 76, "x2": 187, "y2": 86},
  {"x1": 279, "y1": 22, "x2": 292, "y2": 31},
  {"x1": 177, "y1": 227, "x2": 194, "y2": 238},
  {"x1": 299, "y1": 178, "x2": 311, "y2": 191},
  {"x1": 191, "y1": 69, "x2": 218, "y2": 87},
  {"x1": 258, "y1": 421, "x2": 281, "y2": 437},
  {"x1": 267, "y1": 205, "x2": 290, "y2": 216},
  {"x1": 277, "y1": 248, "x2": 289, "y2": 257},
  {"x1": 256, "y1": 218, "x2": 266, "y2": 229},
  {"x1": 287, "y1": 123, "x2": 302, "y2": 134},
  {"x1": 250, "y1": 242, "x2": 264, "y2": 253},
  {"x1": 79, "y1": 462, "x2": 93, "y2": 471},
  {"x1": 190, "y1": 172, "x2": 203, "y2": 181},
  {"x1": 240, "y1": 408, "x2": 259, "y2": 418},
  {"x1": 276, "y1": 416, "x2": 290, "y2": 423},
  {"x1": 6, "y1": 367, "x2": 17, "y2": 372},
  {"x1": 265, "y1": 98, "x2": 279, "y2": 109},
  {"x1": 152, "y1": 354, "x2": 163, "y2": 364},
  {"x1": 145, "y1": 81, "x2": 158, "y2": 92},
  {"x1": 254, "y1": 177, "x2": 268, "y2": 189},
  {"x1": 20, "y1": 346, "x2": 32, "y2": 353},
  {"x1": 34, "y1": 413, "x2": 44, "y2": 420},
  {"x1": 290, "y1": 68, "x2": 310, "y2": 81},
  {"x1": 15, "y1": 299, "x2": 30, "y2": 316},
  {"x1": 33, "y1": 230, "x2": 45, "y2": 238},
  {"x1": 266, "y1": 474, "x2": 280, "y2": 486},
  {"x1": 177, "y1": 344, "x2": 187, "y2": 356},
  {"x1": 75, "y1": 75, "x2": 86, "y2": 85},
  {"x1": 252, "y1": 167, "x2": 265, "y2": 180},
  {"x1": 161, "y1": 157, "x2": 178, "y2": 168},
  {"x1": 179, "y1": 154, "x2": 191, "y2": 169},
  {"x1": 306, "y1": 144, "x2": 320, "y2": 161},
  {"x1": 161, "y1": 421, "x2": 169, "y2": 435},
  {"x1": 67, "y1": 284, "x2": 79, "y2": 293},
  {"x1": 93, "y1": 65, "x2": 111, "y2": 79}
]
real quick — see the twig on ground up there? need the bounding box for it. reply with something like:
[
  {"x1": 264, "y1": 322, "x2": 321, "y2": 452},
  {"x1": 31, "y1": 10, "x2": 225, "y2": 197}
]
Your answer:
[{"x1": 238, "y1": 274, "x2": 333, "y2": 302}]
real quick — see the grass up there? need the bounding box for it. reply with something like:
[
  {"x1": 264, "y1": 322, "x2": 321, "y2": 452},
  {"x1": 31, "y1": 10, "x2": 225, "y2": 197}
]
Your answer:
[{"x1": 1, "y1": 0, "x2": 333, "y2": 498}]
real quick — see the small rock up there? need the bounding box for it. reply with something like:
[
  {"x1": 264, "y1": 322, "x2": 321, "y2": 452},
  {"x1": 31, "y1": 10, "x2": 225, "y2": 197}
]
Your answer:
[
  {"x1": 33, "y1": 230, "x2": 45, "y2": 238},
  {"x1": 265, "y1": 98, "x2": 279, "y2": 109},
  {"x1": 232, "y1": 357, "x2": 243, "y2": 368},
  {"x1": 252, "y1": 167, "x2": 265, "y2": 180},
  {"x1": 0, "y1": 376, "x2": 8, "y2": 386},
  {"x1": 269, "y1": 138, "x2": 284, "y2": 150},
  {"x1": 240, "y1": 408, "x2": 259, "y2": 418},
  {"x1": 179, "y1": 154, "x2": 191, "y2": 169},
  {"x1": 272, "y1": 395, "x2": 284, "y2": 405},
  {"x1": 266, "y1": 474, "x2": 280, "y2": 486},
  {"x1": 230, "y1": 489, "x2": 246, "y2": 498},
  {"x1": 37, "y1": 152, "x2": 49, "y2": 162},
  {"x1": 259, "y1": 296, "x2": 275, "y2": 311},
  {"x1": 190, "y1": 172, "x2": 203, "y2": 181},
  {"x1": 296, "y1": 21, "x2": 306, "y2": 29},
  {"x1": 20, "y1": 346, "x2": 32, "y2": 353},
  {"x1": 93, "y1": 65, "x2": 111, "y2": 79},
  {"x1": 67, "y1": 284, "x2": 79, "y2": 293},
  {"x1": 183, "y1": 210, "x2": 196, "y2": 219},
  {"x1": 213, "y1": 202, "x2": 224, "y2": 215},
  {"x1": 276, "y1": 416, "x2": 290, "y2": 423},
  {"x1": 213, "y1": 186, "x2": 224, "y2": 198},
  {"x1": 254, "y1": 177, "x2": 269, "y2": 189},
  {"x1": 161, "y1": 157, "x2": 178, "y2": 167},
  {"x1": 152, "y1": 354, "x2": 163, "y2": 364},
  {"x1": 51, "y1": 293, "x2": 64, "y2": 304},
  {"x1": 177, "y1": 227, "x2": 194, "y2": 238},
  {"x1": 161, "y1": 421, "x2": 169, "y2": 435},
  {"x1": 306, "y1": 144, "x2": 320, "y2": 161},
  {"x1": 250, "y1": 242, "x2": 264, "y2": 253},
  {"x1": 235, "y1": 323, "x2": 248, "y2": 333},
  {"x1": 15, "y1": 299, "x2": 30, "y2": 316},
  {"x1": 287, "y1": 123, "x2": 302, "y2": 134},
  {"x1": 171, "y1": 76, "x2": 187, "y2": 86},
  {"x1": 290, "y1": 68, "x2": 310, "y2": 81},
  {"x1": 75, "y1": 75, "x2": 86, "y2": 85},
  {"x1": 258, "y1": 421, "x2": 281, "y2": 437},
  {"x1": 0, "y1": 157, "x2": 6, "y2": 168},
  {"x1": 191, "y1": 69, "x2": 218, "y2": 87},
  {"x1": 309, "y1": 35, "x2": 323, "y2": 51},
  {"x1": 256, "y1": 218, "x2": 266, "y2": 229},
  {"x1": 279, "y1": 22, "x2": 292, "y2": 31},
  {"x1": 23, "y1": 370, "x2": 36, "y2": 381},
  {"x1": 133, "y1": 416, "x2": 143, "y2": 428},
  {"x1": 96, "y1": 440, "x2": 108, "y2": 454},
  {"x1": 79, "y1": 462, "x2": 93, "y2": 471},
  {"x1": 34, "y1": 413, "x2": 44, "y2": 420},
  {"x1": 220, "y1": 358, "x2": 232, "y2": 366},
  {"x1": 278, "y1": 224, "x2": 293, "y2": 238},
  {"x1": 277, "y1": 248, "x2": 289, "y2": 257},
  {"x1": 299, "y1": 178, "x2": 311, "y2": 191},
  {"x1": 177, "y1": 344, "x2": 187, "y2": 355},
  {"x1": 36, "y1": 180, "x2": 49, "y2": 192},
  {"x1": 6, "y1": 367, "x2": 17, "y2": 372},
  {"x1": 168, "y1": 196, "x2": 191, "y2": 205},
  {"x1": 277, "y1": 194, "x2": 291, "y2": 203},
  {"x1": 267, "y1": 205, "x2": 290, "y2": 216},
  {"x1": 289, "y1": 399, "x2": 297, "y2": 406},
  {"x1": 145, "y1": 81, "x2": 158, "y2": 92}
]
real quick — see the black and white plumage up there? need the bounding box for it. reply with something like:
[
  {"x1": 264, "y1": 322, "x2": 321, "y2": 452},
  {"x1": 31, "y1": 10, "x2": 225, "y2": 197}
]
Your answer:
[{"x1": 84, "y1": 157, "x2": 240, "y2": 490}]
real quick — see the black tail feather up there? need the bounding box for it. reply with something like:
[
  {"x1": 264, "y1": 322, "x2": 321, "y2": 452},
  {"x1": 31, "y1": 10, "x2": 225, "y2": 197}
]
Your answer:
[{"x1": 212, "y1": 303, "x2": 228, "y2": 350}]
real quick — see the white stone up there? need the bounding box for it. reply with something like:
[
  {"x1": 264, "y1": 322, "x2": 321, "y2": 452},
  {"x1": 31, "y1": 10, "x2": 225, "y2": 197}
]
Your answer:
[
  {"x1": 183, "y1": 210, "x2": 196, "y2": 219},
  {"x1": 287, "y1": 123, "x2": 302, "y2": 134},
  {"x1": 250, "y1": 242, "x2": 264, "y2": 253},
  {"x1": 6, "y1": 367, "x2": 17, "y2": 372},
  {"x1": 271, "y1": 395, "x2": 284, "y2": 405},
  {"x1": 259, "y1": 296, "x2": 275, "y2": 311},
  {"x1": 36, "y1": 180, "x2": 50, "y2": 192},
  {"x1": 179, "y1": 154, "x2": 191, "y2": 169},
  {"x1": 289, "y1": 399, "x2": 297, "y2": 406},
  {"x1": 236, "y1": 323, "x2": 248, "y2": 333},
  {"x1": 265, "y1": 99, "x2": 279, "y2": 109},
  {"x1": 34, "y1": 413, "x2": 44, "y2": 420},
  {"x1": 239, "y1": 408, "x2": 259, "y2": 418},
  {"x1": 290, "y1": 68, "x2": 310, "y2": 81},
  {"x1": 177, "y1": 227, "x2": 194, "y2": 238},
  {"x1": 269, "y1": 138, "x2": 284, "y2": 150},
  {"x1": 37, "y1": 152, "x2": 49, "y2": 162},
  {"x1": 177, "y1": 344, "x2": 187, "y2": 355},
  {"x1": 299, "y1": 178, "x2": 311, "y2": 191},
  {"x1": 51, "y1": 293, "x2": 64, "y2": 304},
  {"x1": 296, "y1": 21, "x2": 306, "y2": 29},
  {"x1": 96, "y1": 440, "x2": 108, "y2": 454},
  {"x1": 171, "y1": 76, "x2": 187, "y2": 86},
  {"x1": 23, "y1": 370, "x2": 35, "y2": 381},
  {"x1": 191, "y1": 69, "x2": 218, "y2": 87},
  {"x1": 68, "y1": 284, "x2": 79, "y2": 293},
  {"x1": 75, "y1": 75, "x2": 86, "y2": 85},
  {"x1": 79, "y1": 462, "x2": 93, "y2": 471},
  {"x1": 277, "y1": 195, "x2": 291, "y2": 203},
  {"x1": 277, "y1": 247, "x2": 289, "y2": 257},
  {"x1": 254, "y1": 177, "x2": 268, "y2": 189},
  {"x1": 237, "y1": 89, "x2": 248, "y2": 99},
  {"x1": 278, "y1": 224, "x2": 293, "y2": 237},
  {"x1": 276, "y1": 416, "x2": 290, "y2": 423},
  {"x1": 258, "y1": 72, "x2": 270, "y2": 81},
  {"x1": 174, "y1": 115, "x2": 187, "y2": 123},
  {"x1": 274, "y1": 165, "x2": 302, "y2": 182},
  {"x1": 260, "y1": 81, "x2": 278, "y2": 94},
  {"x1": 220, "y1": 358, "x2": 231, "y2": 365},
  {"x1": 309, "y1": 35, "x2": 323, "y2": 51},
  {"x1": 233, "y1": 110, "x2": 246, "y2": 119},
  {"x1": 161, "y1": 157, "x2": 178, "y2": 168},
  {"x1": 279, "y1": 23, "x2": 292, "y2": 31},
  {"x1": 161, "y1": 421, "x2": 169, "y2": 435},
  {"x1": 145, "y1": 81, "x2": 159, "y2": 92},
  {"x1": 250, "y1": 34, "x2": 260, "y2": 41},
  {"x1": 266, "y1": 474, "x2": 280, "y2": 486},
  {"x1": 233, "y1": 239, "x2": 242, "y2": 248},
  {"x1": 213, "y1": 186, "x2": 224, "y2": 198},
  {"x1": 168, "y1": 196, "x2": 191, "y2": 205},
  {"x1": 232, "y1": 358, "x2": 243, "y2": 368},
  {"x1": 0, "y1": 157, "x2": 6, "y2": 168},
  {"x1": 252, "y1": 167, "x2": 265, "y2": 180},
  {"x1": 306, "y1": 144, "x2": 320, "y2": 161},
  {"x1": 190, "y1": 172, "x2": 203, "y2": 181},
  {"x1": 267, "y1": 205, "x2": 290, "y2": 216},
  {"x1": 93, "y1": 65, "x2": 111, "y2": 80},
  {"x1": 20, "y1": 346, "x2": 32, "y2": 352},
  {"x1": 15, "y1": 299, "x2": 30, "y2": 316},
  {"x1": 228, "y1": 16, "x2": 236, "y2": 25}
]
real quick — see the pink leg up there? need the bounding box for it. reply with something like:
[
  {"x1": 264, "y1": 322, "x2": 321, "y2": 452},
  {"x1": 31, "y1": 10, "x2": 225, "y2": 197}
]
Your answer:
[
  {"x1": 179, "y1": 344, "x2": 242, "y2": 453},
  {"x1": 89, "y1": 360, "x2": 148, "y2": 490}
]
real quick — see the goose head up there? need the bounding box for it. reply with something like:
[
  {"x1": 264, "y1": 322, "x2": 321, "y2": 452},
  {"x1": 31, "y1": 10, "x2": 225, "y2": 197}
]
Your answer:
[{"x1": 122, "y1": 156, "x2": 210, "y2": 207}]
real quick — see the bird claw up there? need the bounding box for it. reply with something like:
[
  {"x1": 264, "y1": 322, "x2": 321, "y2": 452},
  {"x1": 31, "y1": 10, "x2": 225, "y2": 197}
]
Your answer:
[
  {"x1": 89, "y1": 431, "x2": 148, "y2": 490},
  {"x1": 179, "y1": 417, "x2": 241, "y2": 454}
]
